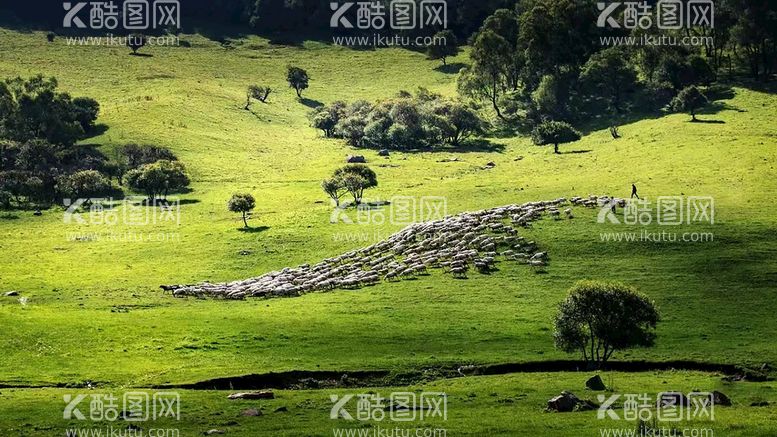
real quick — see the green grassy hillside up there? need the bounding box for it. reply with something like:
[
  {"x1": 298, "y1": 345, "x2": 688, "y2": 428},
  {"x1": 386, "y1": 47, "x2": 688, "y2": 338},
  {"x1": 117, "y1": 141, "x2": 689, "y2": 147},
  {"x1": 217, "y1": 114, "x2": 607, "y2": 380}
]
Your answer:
[{"x1": 0, "y1": 28, "x2": 775, "y2": 435}]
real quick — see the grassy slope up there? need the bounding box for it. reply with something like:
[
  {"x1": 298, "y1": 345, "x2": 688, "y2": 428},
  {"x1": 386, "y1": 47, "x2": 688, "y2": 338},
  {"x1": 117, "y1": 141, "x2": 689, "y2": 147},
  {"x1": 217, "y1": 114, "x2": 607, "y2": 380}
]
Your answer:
[{"x1": 0, "y1": 28, "x2": 775, "y2": 395}]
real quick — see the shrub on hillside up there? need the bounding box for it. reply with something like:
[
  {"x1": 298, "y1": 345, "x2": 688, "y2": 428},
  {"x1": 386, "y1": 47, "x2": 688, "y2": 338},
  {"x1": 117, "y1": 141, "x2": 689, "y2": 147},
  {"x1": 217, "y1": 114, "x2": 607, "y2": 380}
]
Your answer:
[{"x1": 311, "y1": 90, "x2": 486, "y2": 150}]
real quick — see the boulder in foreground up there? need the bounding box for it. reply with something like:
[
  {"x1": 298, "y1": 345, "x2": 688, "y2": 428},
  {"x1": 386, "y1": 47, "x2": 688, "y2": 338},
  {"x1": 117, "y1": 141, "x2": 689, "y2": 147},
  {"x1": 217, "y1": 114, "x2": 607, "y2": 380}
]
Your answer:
[{"x1": 585, "y1": 375, "x2": 606, "y2": 391}]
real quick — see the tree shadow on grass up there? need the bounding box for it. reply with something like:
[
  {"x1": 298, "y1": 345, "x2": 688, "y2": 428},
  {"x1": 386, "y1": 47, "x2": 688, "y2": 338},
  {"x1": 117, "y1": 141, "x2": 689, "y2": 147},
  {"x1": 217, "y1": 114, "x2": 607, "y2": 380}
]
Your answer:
[
  {"x1": 434, "y1": 62, "x2": 467, "y2": 74},
  {"x1": 691, "y1": 119, "x2": 726, "y2": 124},
  {"x1": 704, "y1": 84, "x2": 736, "y2": 101},
  {"x1": 84, "y1": 124, "x2": 109, "y2": 138},
  {"x1": 560, "y1": 149, "x2": 593, "y2": 154},
  {"x1": 0, "y1": 213, "x2": 19, "y2": 220},
  {"x1": 129, "y1": 52, "x2": 154, "y2": 58},
  {"x1": 299, "y1": 97, "x2": 324, "y2": 109},
  {"x1": 238, "y1": 225, "x2": 270, "y2": 233},
  {"x1": 446, "y1": 138, "x2": 507, "y2": 154}
]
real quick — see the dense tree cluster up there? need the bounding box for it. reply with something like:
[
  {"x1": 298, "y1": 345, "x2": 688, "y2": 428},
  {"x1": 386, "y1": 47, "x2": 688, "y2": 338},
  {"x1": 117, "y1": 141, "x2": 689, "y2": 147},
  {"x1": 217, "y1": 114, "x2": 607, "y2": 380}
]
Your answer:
[
  {"x1": 310, "y1": 89, "x2": 486, "y2": 150},
  {"x1": 459, "y1": 0, "x2": 777, "y2": 128},
  {"x1": 0, "y1": 75, "x2": 191, "y2": 209},
  {"x1": 0, "y1": 76, "x2": 106, "y2": 208},
  {"x1": 0, "y1": 76, "x2": 99, "y2": 146}
]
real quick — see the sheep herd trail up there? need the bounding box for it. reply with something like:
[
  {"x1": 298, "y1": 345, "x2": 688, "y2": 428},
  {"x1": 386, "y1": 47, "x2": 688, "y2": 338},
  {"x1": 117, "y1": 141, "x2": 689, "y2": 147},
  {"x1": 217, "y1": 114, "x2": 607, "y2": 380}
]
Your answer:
[{"x1": 162, "y1": 195, "x2": 625, "y2": 300}]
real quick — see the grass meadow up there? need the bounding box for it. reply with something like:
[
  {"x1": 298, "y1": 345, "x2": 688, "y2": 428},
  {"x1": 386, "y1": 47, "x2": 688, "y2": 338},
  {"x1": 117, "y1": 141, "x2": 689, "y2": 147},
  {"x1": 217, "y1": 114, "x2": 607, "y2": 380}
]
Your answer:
[{"x1": 0, "y1": 27, "x2": 776, "y2": 435}]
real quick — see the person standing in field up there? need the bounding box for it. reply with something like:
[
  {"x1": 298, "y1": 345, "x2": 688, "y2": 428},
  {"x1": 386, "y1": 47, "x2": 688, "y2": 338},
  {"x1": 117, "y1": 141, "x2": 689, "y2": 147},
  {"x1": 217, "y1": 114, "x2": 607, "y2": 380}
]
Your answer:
[{"x1": 631, "y1": 183, "x2": 640, "y2": 199}]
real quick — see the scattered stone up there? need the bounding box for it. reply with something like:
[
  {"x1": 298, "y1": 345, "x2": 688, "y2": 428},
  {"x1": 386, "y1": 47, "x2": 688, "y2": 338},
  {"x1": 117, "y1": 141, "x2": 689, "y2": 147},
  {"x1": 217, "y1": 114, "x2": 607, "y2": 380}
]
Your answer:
[
  {"x1": 484, "y1": 161, "x2": 496, "y2": 168},
  {"x1": 585, "y1": 375, "x2": 606, "y2": 391},
  {"x1": 547, "y1": 391, "x2": 580, "y2": 412},
  {"x1": 378, "y1": 149, "x2": 390, "y2": 157},
  {"x1": 205, "y1": 430, "x2": 225, "y2": 435},
  {"x1": 227, "y1": 390, "x2": 274, "y2": 400},
  {"x1": 4, "y1": 291, "x2": 19, "y2": 297},
  {"x1": 750, "y1": 401, "x2": 769, "y2": 407},
  {"x1": 575, "y1": 399, "x2": 599, "y2": 411},
  {"x1": 735, "y1": 366, "x2": 770, "y2": 382},
  {"x1": 438, "y1": 157, "x2": 459, "y2": 162},
  {"x1": 346, "y1": 155, "x2": 367, "y2": 163},
  {"x1": 240, "y1": 408, "x2": 262, "y2": 417},
  {"x1": 721, "y1": 374, "x2": 744, "y2": 382},
  {"x1": 712, "y1": 391, "x2": 731, "y2": 406},
  {"x1": 457, "y1": 365, "x2": 480, "y2": 376},
  {"x1": 514, "y1": 156, "x2": 524, "y2": 161},
  {"x1": 238, "y1": 250, "x2": 253, "y2": 256},
  {"x1": 274, "y1": 406, "x2": 288, "y2": 413},
  {"x1": 298, "y1": 377, "x2": 320, "y2": 389},
  {"x1": 33, "y1": 210, "x2": 42, "y2": 216}
]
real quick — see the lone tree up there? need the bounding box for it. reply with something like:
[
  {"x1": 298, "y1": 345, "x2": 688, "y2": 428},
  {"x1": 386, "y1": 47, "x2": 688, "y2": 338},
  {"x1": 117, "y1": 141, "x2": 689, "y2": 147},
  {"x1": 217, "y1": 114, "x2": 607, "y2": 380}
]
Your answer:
[
  {"x1": 670, "y1": 86, "x2": 708, "y2": 121},
  {"x1": 286, "y1": 66, "x2": 309, "y2": 98},
  {"x1": 245, "y1": 85, "x2": 271, "y2": 109},
  {"x1": 553, "y1": 280, "x2": 660, "y2": 368},
  {"x1": 127, "y1": 33, "x2": 147, "y2": 55},
  {"x1": 329, "y1": 164, "x2": 377, "y2": 205},
  {"x1": 227, "y1": 193, "x2": 256, "y2": 228},
  {"x1": 531, "y1": 121, "x2": 581, "y2": 154},
  {"x1": 427, "y1": 30, "x2": 459, "y2": 66},
  {"x1": 125, "y1": 159, "x2": 189, "y2": 202}
]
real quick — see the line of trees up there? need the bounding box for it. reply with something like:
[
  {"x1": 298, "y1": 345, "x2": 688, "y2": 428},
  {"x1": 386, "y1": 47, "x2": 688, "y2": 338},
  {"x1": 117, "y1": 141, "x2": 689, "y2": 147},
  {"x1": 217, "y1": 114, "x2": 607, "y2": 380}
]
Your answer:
[{"x1": 310, "y1": 89, "x2": 486, "y2": 150}]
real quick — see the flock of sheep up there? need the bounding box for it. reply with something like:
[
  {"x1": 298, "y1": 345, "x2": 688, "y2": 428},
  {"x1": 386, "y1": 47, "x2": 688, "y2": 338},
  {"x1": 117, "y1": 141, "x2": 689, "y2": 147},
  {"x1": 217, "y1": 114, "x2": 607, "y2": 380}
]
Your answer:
[{"x1": 162, "y1": 195, "x2": 620, "y2": 300}]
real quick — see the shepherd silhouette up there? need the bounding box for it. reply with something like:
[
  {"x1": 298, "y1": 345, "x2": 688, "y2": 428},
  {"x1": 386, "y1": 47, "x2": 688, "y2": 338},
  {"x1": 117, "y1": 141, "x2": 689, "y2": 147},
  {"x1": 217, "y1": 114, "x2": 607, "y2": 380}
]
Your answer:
[{"x1": 631, "y1": 183, "x2": 640, "y2": 199}]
